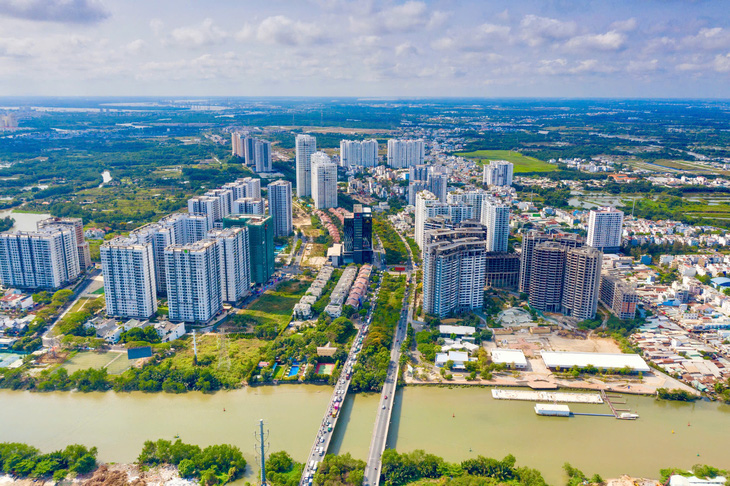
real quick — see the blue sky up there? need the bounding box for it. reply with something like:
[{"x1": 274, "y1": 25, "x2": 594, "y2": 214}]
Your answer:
[{"x1": 0, "y1": 0, "x2": 728, "y2": 97}]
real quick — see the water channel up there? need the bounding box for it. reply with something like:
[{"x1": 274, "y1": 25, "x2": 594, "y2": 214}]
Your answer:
[{"x1": 1, "y1": 386, "x2": 729, "y2": 484}]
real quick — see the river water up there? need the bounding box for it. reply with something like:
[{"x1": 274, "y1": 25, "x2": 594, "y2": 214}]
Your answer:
[
  {"x1": 1, "y1": 386, "x2": 729, "y2": 485},
  {"x1": 0, "y1": 210, "x2": 52, "y2": 232}
]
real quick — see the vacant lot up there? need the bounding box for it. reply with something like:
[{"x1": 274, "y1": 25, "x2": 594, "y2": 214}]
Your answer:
[
  {"x1": 456, "y1": 150, "x2": 557, "y2": 173},
  {"x1": 238, "y1": 278, "x2": 311, "y2": 330},
  {"x1": 62, "y1": 351, "x2": 130, "y2": 374}
]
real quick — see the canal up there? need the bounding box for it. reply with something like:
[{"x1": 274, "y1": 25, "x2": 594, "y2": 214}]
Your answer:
[{"x1": 1, "y1": 386, "x2": 729, "y2": 484}]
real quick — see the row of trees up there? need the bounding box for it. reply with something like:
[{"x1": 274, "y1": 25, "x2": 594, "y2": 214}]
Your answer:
[
  {"x1": 350, "y1": 274, "x2": 406, "y2": 392},
  {"x1": 0, "y1": 442, "x2": 97, "y2": 481},
  {"x1": 373, "y1": 217, "x2": 409, "y2": 265},
  {"x1": 381, "y1": 450, "x2": 548, "y2": 486},
  {"x1": 138, "y1": 439, "x2": 246, "y2": 486}
]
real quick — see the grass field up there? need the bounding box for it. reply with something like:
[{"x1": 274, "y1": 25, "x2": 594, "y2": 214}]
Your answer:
[
  {"x1": 67, "y1": 296, "x2": 101, "y2": 314},
  {"x1": 456, "y1": 150, "x2": 557, "y2": 173},
  {"x1": 238, "y1": 278, "x2": 311, "y2": 330},
  {"x1": 62, "y1": 351, "x2": 130, "y2": 374},
  {"x1": 163, "y1": 334, "x2": 267, "y2": 384}
]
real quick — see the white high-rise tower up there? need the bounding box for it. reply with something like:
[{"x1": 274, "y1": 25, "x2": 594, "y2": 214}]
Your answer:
[
  {"x1": 295, "y1": 134, "x2": 317, "y2": 197},
  {"x1": 311, "y1": 152, "x2": 338, "y2": 209}
]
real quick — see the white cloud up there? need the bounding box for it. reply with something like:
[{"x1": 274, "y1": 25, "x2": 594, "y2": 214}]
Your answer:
[
  {"x1": 240, "y1": 16, "x2": 326, "y2": 46},
  {"x1": 476, "y1": 23, "x2": 511, "y2": 39},
  {"x1": 125, "y1": 39, "x2": 145, "y2": 54},
  {"x1": 167, "y1": 18, "x2": 228, "y2": 48},
  {"x1": 610, "y1": 18, "x2": 637, "y2": 32},
  {"x1": 150, "y1": 19, "x2": 164, "y2": 35},
  {"x1": 520, "y1": 15, "x2": 577, "y2": 47},
  {"x1": 565, "y1": 31, "x2": 626, "y2": 51},
  {"x1": 351, "y1": 1, "x2": 449, "y2": 35},
  {"x1": 713, "y1": 53, "x2": 730, "y2": 72},
  {"x1": 0, "y1": 0, "x2": 109, "y2": 24},
  {"x1": 627, "y1": 59, "x2": 659, "y2": 73},
  {"x1": 683, "y1": 27, "x2": 730, "y2": 50},
  {"x1": 395, "y1": 42, "x2": 417, "y2": 57}
]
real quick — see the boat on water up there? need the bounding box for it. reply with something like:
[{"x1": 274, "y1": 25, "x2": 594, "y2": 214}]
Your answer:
[{"x1": 618, "y1": 412, "x2": 639, "y2": 420}]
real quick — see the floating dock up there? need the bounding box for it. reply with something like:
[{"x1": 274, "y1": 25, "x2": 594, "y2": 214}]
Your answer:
[
  {"x1": 534, "y1": 403, "x2": 571, "y2": 416},
  {"x1": 492, "y1": 388, "x2": 603, "y2": 404}
]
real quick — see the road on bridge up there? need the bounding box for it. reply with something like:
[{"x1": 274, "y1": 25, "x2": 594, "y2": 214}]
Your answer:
[
  {"x1": 299, "y1": 284, "x2": 381, "y2": 486},
  {"x1": 363, "y1": 268, "x2": 414, "y2": 486}
]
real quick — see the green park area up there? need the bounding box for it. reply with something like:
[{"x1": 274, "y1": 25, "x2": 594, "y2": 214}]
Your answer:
[{"x1": 456, "y1": 150, "x2": 557, "y2": 173}]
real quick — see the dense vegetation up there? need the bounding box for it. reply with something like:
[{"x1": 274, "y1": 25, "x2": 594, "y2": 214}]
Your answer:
[
  {"x1": 381, "y1": 450, "x2": 547, "y2": 486},
  {"x1": 351, "y1": 274, "x2": 405, "y2": 392},
  {"x1": 374, "y1": 217, "x2": 408, "y2": 265},
  {"x1": 0, "y1": 442, "x2": 97, "y2": 481},
  {"x1": 314, "y1": 453, "x2": 366, "y2": 486},
  {"x1": 138, "y1": 439, "x2": 246, "y2": 486},
  {"x1": 656, "y1": 388, "x2": 699, "y2": 402}
]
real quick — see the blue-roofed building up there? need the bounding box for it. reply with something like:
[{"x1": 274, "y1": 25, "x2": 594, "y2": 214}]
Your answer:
[{"x1": 710, "y1": 277, "x2": 730, "y2": 289}]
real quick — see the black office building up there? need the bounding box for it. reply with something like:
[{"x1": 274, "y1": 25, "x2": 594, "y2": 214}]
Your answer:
[{"x1": 344, "y1": 204, "x2": 373, "y2": 264}]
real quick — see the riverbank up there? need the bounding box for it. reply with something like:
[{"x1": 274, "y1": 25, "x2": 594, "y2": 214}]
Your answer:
[{"x1": 0, "y1": 464, "x2": 195, "y2": 486}]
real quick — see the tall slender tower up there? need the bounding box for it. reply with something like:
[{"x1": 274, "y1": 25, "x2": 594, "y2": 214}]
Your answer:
[
  {"x1": 267, "y1": 180, "x2": 293, "y2": 237},
  {"x1": 295, "y1": 134, "x2": 316, "y2": 197}
]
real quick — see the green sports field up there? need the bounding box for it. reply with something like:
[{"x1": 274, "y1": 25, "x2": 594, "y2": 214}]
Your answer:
[{"x1": 456, "y1": 150, "x2": 557, "y2": 173}]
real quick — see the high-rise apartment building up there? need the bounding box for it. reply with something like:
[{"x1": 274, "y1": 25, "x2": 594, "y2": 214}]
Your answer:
[
  {"x1": 101, "y1": 236, "x2": 157, "y2": 319},
  {"x1": 224, "y1": 177, "x2": 261, "y2": 200},
  {"x1": 164, "y1": 240, "x2": 222, "y2": 324},
  {"x1": 519, "y1": 231, "x2": 584, "y2": 293},
  {"x1": 231, "y1": 131, "x2": 245, "y2": 157},
  {"x1": 600, "y1": 273, "x2": 638, "y2": 320},
  {"x1": 481, "y1": 201, "x2": 510, "y2": 252},
  {"x1": 422, "y1": 226, "x2": 488, "y2": 318},
  {"x1": 409, "y1": 165, "x2": 430, "y2": 182},
  {"x1": 340, "y1": 139, "x2": 378, "y2": 168},
  {"x1": 483, "y1": 160, "x2": 514, "y2": 187},
  {"x1": 427, "y1": 173, "x2": 448, "y2": 202},
  {"x1": 562, "y1": 246, "x2": 603, "y2": 320},
  {"x1": 131, "y1": 213, "x2": 211, "y2": 295},
  {"x1": 267, "y1": 180, "x2": 293, "y2": 237},
  {"x1": 233, "y1": 197, "x2": 265, "y2": 215},
  {"x1": 0, "y1": 226, "x2": 81, "y2": 290},
  {"x1": 448, "y1": 190, "x2": 487, "y2": 221},
  {"x1": 415, "y1": 190, "x2": 474, "y2": 248},
  {"x1": 38, "y1": 217, "x2": 92, "y2": 269},
  {"x1": 188, "y1": 195, "x2": 221, "y2": 227},
  {"x1": 232, "y1": 133, "x2": 272, "y2": 172},
  {"x1": 295, "y1": 134, "x2": 317, "y2": 197},
  {"x1": 484, "y1": 252, "x2": 520, "y2": 289},
  {"x1": 204, "y1": 188, "x2": 234, "y2": 219},
  {"x1": 587, "y1": 207, "x2": 624, "y2": 253},
  {"x1": 311, "y1": 152, "x2": 338, "y2": 209},
  {"x1": 528, "y1": 242, "x2": 567, "y2": 313},
  {"x1": 223, "y1": 214, "x2": 274, "y2": 285},
  {"x1": 208, "y1": 227, "x2": 250, "y2": 303},
  {"x1": 247, "y1": 138, "x2": 272, "y2": 173},
  {"x1": 387, "y1": 139, "x2": 424, "y2": 168},
  {"x1": 344, "y1": 205, "x2": 373, "y2": 264}
]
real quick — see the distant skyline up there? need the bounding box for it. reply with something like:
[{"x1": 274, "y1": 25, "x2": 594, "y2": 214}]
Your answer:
[{"x1": 0, "y1": 0, "x2": 729, "y2": 98}]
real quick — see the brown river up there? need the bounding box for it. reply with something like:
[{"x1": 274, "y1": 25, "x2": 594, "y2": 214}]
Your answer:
[{"x1": 1, "y1": 386, "x2": 729, "y2": 484}]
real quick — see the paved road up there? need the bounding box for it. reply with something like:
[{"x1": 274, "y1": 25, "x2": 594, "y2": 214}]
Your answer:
[
  {"x1": 363, "y1": 271, "x2": 414, "y2": 486},
  {"x1": 41, "y1": 268, "x2": 101, "y2": 347},
  {"x1": 299, "y1": 286, "x2": 381, "y2": 486}
]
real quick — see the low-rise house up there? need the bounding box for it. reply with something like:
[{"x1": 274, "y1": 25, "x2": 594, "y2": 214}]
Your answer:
[
  {"x1": 0, "y1": 293, "x2": 34, "y2": 311},
  {"x1": 154, "y1": 321, "x2": 186, "y2": 342},
  {"x1": 435, "y1": 350, "x2": 469, "y2": 370}
]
